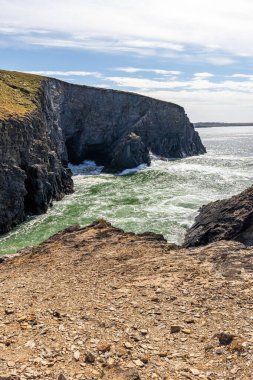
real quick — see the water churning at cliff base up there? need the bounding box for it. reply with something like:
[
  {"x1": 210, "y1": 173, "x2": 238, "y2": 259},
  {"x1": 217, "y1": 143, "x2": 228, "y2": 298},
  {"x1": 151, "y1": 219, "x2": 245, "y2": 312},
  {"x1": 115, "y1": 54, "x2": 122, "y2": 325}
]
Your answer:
[{"x1": 0, "y1": 126, "x2": 252, "y2": 254}]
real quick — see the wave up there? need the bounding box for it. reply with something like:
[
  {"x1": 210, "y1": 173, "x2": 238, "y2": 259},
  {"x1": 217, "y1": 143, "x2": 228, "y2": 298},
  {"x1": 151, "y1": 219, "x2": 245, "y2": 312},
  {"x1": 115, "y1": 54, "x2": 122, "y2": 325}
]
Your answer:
[
  {"x1": 68, "y1": 160, "x2": 104, "y2": 176},
  {"x1": 119, "y1": 164, "x2": 147, "y2": 176}
]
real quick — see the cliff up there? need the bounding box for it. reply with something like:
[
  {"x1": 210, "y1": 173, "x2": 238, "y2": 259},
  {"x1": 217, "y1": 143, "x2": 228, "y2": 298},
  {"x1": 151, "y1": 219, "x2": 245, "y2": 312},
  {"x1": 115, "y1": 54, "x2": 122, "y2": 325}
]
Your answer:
[
  {"x1": 0, "y1": 70, "x2": 206, "y2": 234},
  {"x1": 184, "y1": 185, "x2": 253, "y2": 247},
  {"x1": 0, "y1": 220, "x2": 252, "y2": 379}
]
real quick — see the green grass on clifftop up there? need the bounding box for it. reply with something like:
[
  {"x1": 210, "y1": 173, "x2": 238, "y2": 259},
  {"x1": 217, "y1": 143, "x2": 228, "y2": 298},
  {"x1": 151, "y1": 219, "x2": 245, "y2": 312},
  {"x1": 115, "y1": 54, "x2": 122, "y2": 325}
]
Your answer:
[{"x1": 0, "y1": 70, "x2": 44, "y2": 120}]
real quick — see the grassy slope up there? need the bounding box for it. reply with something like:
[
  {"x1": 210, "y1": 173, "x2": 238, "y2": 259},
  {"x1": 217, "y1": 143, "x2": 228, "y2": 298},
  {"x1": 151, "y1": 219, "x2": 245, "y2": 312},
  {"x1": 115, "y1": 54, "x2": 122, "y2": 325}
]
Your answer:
[{"x1": 0, "y1": 70, "x2": 44, "y2": 120}]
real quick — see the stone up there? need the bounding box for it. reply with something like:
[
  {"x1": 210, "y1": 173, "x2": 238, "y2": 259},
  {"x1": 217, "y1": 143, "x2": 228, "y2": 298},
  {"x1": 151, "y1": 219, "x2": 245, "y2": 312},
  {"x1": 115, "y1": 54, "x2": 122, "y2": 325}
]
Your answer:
[
  {"x1": 73, "y1": 351, "x2": 80, "y2": 361},
  {"x1": 58, "y1": 375, "x2": 67, "y2": 380},
  {"x1": 85, "y1": 352, "x2": 95, "y2": 364},
  {"x1": 190, "y1": 368, "x2": 200, "y2": 376},
  {"x1": 97, "y1": 341, "x2": 111, "y2": 353},
  {"x1": 139, "y1": 329, "x2": 148, "y2": 336},
  {"x1": 24, "y1": 340, "x2": 36, "y2": 349},
  {"x1": 5, "y1": 309, "x2": 14, "y2": 315},
  {"x1": 171, "y1": 325, "x2": 181, "y2": 333},
  {"x1": 216, "y1": 333, "x2": 234, "y2": 346},
  {"x1": 133, "y1": 359, "x2": 144, "y2": 367},
  {"x1": 124, "y1": 342, "x2": 133, "y2": 349},
  {"x1": 182, "y1": 329, "x2": 192, "y2": 334}
]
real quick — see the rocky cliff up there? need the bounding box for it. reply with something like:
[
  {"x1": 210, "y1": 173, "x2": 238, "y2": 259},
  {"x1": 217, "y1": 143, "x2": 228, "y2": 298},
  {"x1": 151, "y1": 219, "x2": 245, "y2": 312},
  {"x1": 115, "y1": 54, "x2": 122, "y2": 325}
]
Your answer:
[
  {"x1": 0, "y1": 70, "x2": 205, "y2": 234},
  {"x1": 0, "y1": 220, "x2": 253, "y2": 379},
  {"x1": 184, "y1": 185, "x2": 253, "y2": 247}
]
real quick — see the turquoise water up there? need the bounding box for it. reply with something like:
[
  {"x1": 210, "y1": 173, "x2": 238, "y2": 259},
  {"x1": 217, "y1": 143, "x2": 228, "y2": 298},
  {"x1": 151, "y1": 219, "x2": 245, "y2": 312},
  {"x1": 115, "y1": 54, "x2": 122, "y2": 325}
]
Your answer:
[{"x1": 0, "y1": 126, "x2": 252, "y2": 254}]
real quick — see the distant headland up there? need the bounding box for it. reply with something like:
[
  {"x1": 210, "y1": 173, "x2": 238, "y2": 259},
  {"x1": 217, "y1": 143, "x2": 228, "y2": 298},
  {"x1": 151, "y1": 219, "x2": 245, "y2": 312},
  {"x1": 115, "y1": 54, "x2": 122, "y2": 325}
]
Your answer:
[{"x1": 194, "y1": 122, "x2": 253, "y2": 128}]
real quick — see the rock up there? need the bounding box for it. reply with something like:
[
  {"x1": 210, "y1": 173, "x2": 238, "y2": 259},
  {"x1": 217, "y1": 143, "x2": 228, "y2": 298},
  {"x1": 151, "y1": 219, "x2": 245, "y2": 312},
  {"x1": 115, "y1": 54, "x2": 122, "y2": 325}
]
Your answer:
[
  {"x1": 124, "y1": 342, "x2": 133, "y2": 349},
  {"x1": 190, "y1": 368, "x2": 200, "y2": 376},
  {"x1": 24, "y1": 340, "x2": 36, "y2": 349},
  {"x1": 0, "y1": 69, "x2": 205, "y2": 234},
  {"x1": 85, "y1": 352, "x2": 95, "y2": 364},
  {"x1": 5, "y1": 308, "x2": 14, "y2": 315},
  {"x1": 97, "y1": 341, "x2": 111, "y2": 353},
  {"x1": 58, "y1": 375, "x2": 67, "y2": 380},
  {"x1": 184, "y1": 185, "x2": 253, "y2": 247},
  {"x1": 73, "y1": 350, "x2": 80, "y2": 361},
  {"x1": 215, "y1": 333, "x2": 234, "y2": 346},
  {"x1": 171, "y1": 325, "x2": 181, "y2": 333},
  {"x1": 182, "y1": 328, "x2": 192, "y2": 334},
  {"x1": 133, "y1": 359, "x2": 145, "y2": 367},
  {"x1": 110, "y1": 133, "x2": 151, "y2": 171}
]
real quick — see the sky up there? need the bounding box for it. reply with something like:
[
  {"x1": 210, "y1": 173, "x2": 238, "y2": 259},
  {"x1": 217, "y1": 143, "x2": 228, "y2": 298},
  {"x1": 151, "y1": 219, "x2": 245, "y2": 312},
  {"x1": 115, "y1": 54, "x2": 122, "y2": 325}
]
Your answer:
[{"x1": 0, "y1": 0, "x2": 253, "y2": 122}]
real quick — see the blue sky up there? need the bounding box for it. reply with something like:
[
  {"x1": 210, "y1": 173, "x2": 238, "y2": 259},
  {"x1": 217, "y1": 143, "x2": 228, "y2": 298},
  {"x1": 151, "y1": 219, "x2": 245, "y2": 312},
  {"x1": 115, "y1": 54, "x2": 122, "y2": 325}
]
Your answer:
[{"x1": 0, "y1": 0, "x2": 253, "y2": 122}]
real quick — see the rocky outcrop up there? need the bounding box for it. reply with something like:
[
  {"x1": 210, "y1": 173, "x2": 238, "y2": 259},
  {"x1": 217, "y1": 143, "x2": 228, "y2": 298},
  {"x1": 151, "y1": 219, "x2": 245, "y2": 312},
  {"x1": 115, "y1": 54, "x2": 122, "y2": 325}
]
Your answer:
[
  {"x1": 0, "y1": 219, "x2": 253, "y2": 379},
  {"x1": 109, "y1": 132, "x2": 151, "y2": 171},
  {"x1": 184, "y1": 185, "x2": 253, "y2": 247},
  {"x1": 0, "y1": 70, "x2": 206, "y2": 234}
]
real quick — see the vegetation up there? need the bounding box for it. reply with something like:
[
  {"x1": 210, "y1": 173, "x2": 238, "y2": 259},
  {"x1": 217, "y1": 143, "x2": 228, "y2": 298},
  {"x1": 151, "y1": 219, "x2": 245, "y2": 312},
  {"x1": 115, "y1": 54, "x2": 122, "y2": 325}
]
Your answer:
[{"x1": 0, "y1": 70, "x2": 44, "y2": 120}]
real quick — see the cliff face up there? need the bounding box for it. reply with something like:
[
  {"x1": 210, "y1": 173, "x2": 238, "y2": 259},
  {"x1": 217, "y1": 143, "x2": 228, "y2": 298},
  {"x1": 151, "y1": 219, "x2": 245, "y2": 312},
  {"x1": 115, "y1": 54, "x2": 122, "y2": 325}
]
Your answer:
[
  {"x1": 0, "y1": 70, "x2": 206, "y2": 234},
  {"x1": 47, "y1": 80, "x2": 205, "y2": 167},
  {"x1": 184, "y1": 185, "x2": 253, "y2": 247},
  {"x1": 0, "y1": 102, "x2": 74, "y2": 235}
]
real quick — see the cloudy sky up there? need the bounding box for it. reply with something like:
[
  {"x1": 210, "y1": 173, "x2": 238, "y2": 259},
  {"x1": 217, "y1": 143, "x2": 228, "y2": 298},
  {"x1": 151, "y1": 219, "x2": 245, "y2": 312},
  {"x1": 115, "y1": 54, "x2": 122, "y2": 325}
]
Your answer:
[{"x1": 0, "y1": 0, "x2": 253, "y2": 122}]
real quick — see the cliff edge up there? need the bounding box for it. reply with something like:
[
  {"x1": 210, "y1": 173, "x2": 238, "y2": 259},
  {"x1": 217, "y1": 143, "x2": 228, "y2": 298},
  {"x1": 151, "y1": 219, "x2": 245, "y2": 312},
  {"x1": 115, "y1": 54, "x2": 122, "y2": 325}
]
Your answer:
[
  {"x1": 0, "y1": 220, "x2": 252, "y2": 379},
  {"x1": 0, "y1": 70, "x2": 206, "y2": 234}
]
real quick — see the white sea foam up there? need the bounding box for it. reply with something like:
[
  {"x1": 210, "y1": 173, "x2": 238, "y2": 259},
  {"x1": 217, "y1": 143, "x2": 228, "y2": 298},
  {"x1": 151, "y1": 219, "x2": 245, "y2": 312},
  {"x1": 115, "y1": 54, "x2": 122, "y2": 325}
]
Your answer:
[
  {"x1": 1, "y1": 126, "x2": 253, "y2": 254},
  {"x1": 119, "y1": 164, "x2": 147, "y2": 176},
  {"x1": 69, "y1": 160, "x2": 104, "y2": 175}
]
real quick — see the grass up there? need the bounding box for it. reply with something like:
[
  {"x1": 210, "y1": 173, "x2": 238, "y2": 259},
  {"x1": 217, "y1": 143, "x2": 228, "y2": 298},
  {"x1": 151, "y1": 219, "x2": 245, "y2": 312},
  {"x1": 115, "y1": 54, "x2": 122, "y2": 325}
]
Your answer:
[{"x1": 0, "y1": 70, "x2": 45, "y2": 120}]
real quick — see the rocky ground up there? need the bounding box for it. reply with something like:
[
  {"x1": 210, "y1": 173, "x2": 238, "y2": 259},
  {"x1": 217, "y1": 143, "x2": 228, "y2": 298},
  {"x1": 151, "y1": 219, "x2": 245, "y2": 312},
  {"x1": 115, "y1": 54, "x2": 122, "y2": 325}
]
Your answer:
[{"x1": 0, "y1": 219, "x2": 253, "y2": 380}]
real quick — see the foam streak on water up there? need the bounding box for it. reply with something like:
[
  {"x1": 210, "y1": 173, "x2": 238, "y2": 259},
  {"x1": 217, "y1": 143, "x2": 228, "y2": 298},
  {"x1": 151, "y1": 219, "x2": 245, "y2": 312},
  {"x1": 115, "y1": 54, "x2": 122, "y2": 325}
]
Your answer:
[{"x1": 0, "y1": 126, "x2": 253, "y2": 254}]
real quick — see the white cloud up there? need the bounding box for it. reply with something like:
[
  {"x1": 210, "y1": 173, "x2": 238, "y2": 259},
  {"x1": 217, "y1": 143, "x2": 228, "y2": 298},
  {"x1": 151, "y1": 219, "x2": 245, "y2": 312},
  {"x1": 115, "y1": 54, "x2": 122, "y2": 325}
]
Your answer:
[
  {"x1": 25, "y1": 70, "x2": 102, "y2": 78},
  {"x1": 230, "y1": 74, "x2": 253, "y2": 80},
  {"x1": 102, "y1": 73, "x2": 253, "y2": 121},
  {"x1": 105, "y1": 75, "x2": 253, "y2": 93},
  {"x1": 140, "y1": 90, "x2": 253, "y2": 122},
  {"x1": 205, "y1": 57, "x2": 236, "y2": 66},
  {"x1": 0, "y1": 0, "x2": 253, "y2": 59},
  {"x1": 116, "y1": 67, "x2": 181, "y2": 75},
  {"x1": 193, "y1": 72, "x2": 214, "y2": 78}
]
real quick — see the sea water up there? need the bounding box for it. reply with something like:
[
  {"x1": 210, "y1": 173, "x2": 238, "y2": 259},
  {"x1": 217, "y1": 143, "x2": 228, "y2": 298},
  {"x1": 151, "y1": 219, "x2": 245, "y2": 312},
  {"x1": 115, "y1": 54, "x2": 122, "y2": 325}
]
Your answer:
[{"x1": 0, "y1": 126, "x2": 252, "y2": 254}]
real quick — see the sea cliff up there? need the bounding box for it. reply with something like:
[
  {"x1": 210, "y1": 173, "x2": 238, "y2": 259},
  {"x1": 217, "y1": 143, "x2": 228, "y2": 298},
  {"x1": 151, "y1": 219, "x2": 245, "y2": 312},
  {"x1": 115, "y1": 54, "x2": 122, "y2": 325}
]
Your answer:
[{"x1": 0, "y1": 70, "x2": 205, "y2": 234}]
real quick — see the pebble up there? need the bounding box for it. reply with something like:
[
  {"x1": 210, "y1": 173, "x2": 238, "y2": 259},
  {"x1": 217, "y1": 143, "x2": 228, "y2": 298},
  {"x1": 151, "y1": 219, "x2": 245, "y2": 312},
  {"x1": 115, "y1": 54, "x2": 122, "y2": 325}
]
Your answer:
[
  {"x1": 85, "y1": 352, "x2": 95, "y2": 364},
  {"x1": 73, "y1": 351, "x2": 80, "y2": 361},
  {"x1": 133, "y1": 359, "x2": 145, "y2": 367},
  {"x1": 124, "y1": 341, "x2": 133, "y2": 349},
  {"x1": 190, "y1": 368, "x2": 200, "y2": 376},
  {"x1": 97, "y1": 341, "x2": 111, "y2": 353},
  {"x1": 171, "y1": 325, "x2": 181, "y2": 333}
]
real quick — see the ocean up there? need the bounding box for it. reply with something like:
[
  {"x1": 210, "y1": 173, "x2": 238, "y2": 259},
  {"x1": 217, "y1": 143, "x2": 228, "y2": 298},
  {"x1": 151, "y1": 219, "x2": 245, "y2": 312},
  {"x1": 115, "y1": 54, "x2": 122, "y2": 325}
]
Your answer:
[{"x1": 0, "y1": 126, "x2": 252, "y2": 254}]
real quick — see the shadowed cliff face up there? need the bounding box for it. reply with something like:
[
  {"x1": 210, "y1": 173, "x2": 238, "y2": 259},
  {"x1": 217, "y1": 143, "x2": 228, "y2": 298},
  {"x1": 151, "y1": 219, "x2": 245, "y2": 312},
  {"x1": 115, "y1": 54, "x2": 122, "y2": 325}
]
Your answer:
[
  {"x1": 43, "y1": 79, "x2": 205, "y2": 168},
  {"x1": 0, "y1": 70, "x2": 206, "y2": 235}
]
